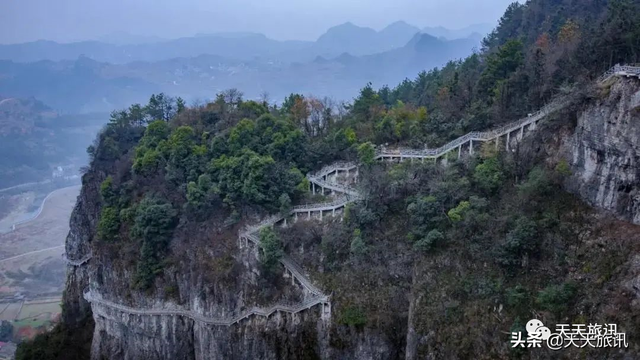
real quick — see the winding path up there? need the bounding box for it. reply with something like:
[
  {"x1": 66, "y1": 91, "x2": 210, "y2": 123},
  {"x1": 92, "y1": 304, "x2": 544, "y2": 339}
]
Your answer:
[
  {"x1": 0, "y1": 245, "x2": 65, "y2": 265},
  {"x1": 80, "y1": 65, "x2": 639, "y2": 327},
  {"x1": 6, "y1": 185, "x2": 81, "y2": 232}
]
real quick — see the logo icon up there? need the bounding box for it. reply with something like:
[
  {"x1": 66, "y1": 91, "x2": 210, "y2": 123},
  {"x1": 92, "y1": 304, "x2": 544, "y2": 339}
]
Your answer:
[{"x1": 526, "y1": 319, "x2": 552, "y2": 340}]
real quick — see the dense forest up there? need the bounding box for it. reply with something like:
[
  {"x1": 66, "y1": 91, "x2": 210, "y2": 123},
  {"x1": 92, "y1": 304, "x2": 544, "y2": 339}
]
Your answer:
[{"x1": 16, "y1": 0, "x2": 640, "y2": 359}]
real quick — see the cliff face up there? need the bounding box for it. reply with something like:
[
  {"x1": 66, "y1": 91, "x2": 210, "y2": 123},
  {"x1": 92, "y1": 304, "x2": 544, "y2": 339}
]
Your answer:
[
  {"x1": 57, "y1": 78, "x2": 640, "y2": 360},
  {"x1": 62, "y1": 171, "x2": 102, "y2": 326},
  {"x1": 61, "y1": 169, "x2": 397, "y2": 360},
  {"x1": 564, "y1": 77, "x2": 640, "y2": 224}
]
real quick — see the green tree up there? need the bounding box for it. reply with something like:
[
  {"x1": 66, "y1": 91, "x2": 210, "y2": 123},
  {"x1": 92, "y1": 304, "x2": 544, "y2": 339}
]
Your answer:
[
  {"x1": 536, "y1": 282, "x2": 577, "y2": 316},
  {"x1": 131, "y1": 196, "x2": 178, "y2": 288},
  {"x1": 186, "y1": 174, "x2": 216, "y2": 218},
  {"x1": 99, "y1": 176, "x2": 117, "y2": 206},
  {"x1": 352, "y1": 83, "x2": 383, "y2": 122},
  {"x1": 478, "y1": 39, "x2": 524, "y2": 103},
  {"x1": 414, "y1": 229, "x2": 444, "y2": 252},
  {"x1": 97, "y1": 206, "x2": 120, "y2": 241},
  {"x1": 259, "y1": 227, "x2": 282, "y2": 274},
  {"x1": 473, "y1": 157, "x2": 505, "y2": 194},
  {"x1": 497, "y1": 217, "x2": 539, "y2": 271},
  {"x1": 279, "y1": 193, "x2": 292, "y2": 216},
  {"x1": 145, "y1": 93, "x2": 175, "y2": 122},
  {"x1": 350, "y1": 229, "x2": 367, "y2": 256},
  {"x1": 176, "y1": 97, "x2": 186, "y2": 113},
  {"x1": 357, "y1": 142, "x2": 376, "y2": 166},
  {"x1": 407, "y1": 196, "x2": 446, "y2": 241}
]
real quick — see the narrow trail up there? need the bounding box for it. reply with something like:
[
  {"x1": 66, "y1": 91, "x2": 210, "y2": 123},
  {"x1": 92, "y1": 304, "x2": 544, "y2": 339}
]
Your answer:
[
  {"x1": 0, "y1": 245, "x2": 65, "y2": 265},
  {"x1": 6, "y1": 185, "x2": 81, "y2": 231}
]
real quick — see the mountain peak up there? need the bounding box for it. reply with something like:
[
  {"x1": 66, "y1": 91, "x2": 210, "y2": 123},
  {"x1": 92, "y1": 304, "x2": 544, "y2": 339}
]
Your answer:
[
  {"x1": 316, "y1": 22, "x2": 378, "y2": 47},
  {"x1": 381, "y1": 21, "x2": 420, "y2": 33},
  {"x1": 322, "y1": 22, "x2": 376, "y2": 35}
]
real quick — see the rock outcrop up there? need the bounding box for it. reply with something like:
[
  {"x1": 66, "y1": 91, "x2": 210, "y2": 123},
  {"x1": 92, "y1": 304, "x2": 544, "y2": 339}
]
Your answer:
[{"x1": 565, "y1": 77, "x2": 640, "y2": 224}]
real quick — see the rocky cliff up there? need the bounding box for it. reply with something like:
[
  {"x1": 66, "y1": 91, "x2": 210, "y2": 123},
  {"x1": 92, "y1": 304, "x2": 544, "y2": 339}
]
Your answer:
[
  {"x1": 61, "y1": 170, "x2": 398, "y2": 360},
  {"x1": 564, "y1": 77, "x2": 640, "y2": 224}
]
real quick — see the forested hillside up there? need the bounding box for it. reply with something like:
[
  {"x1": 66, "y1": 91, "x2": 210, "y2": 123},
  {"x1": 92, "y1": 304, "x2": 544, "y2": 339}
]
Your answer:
[{"x1": 16, "y1": 1, "x2": 640, "y2": 359}]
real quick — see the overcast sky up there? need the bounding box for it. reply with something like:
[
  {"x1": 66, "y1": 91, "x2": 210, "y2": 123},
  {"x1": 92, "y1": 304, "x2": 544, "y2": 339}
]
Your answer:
[{"x1": 0, "y1": 0, "x2": 516, "y2": 44}]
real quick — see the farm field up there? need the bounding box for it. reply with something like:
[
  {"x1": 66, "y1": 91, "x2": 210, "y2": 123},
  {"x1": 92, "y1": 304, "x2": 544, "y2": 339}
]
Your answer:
[
  {"x1": 0, "y1": 299, "x2": 61, "y2": 340},
  {"x1": 0, "y1": 186, "x2": 80, "y2": 300}
]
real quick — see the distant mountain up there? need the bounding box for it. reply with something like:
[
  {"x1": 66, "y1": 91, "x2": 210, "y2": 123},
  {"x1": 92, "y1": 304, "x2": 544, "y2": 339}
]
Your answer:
[
  {"x1": 314, "y1": 22, "x2": 379, "y2": 55},
  {"x1": 0, "y1": 35, "x2": 313, "y2": 64},
  {"x1": 0, "y1": 56, "x2": 160, "y2": 112},
  {"x1": 328, "y1": 33, "x2": 478, "y2": 88},
  {"x1": 422, "y1": 23, "x2": 494, "y2": 40},
  {"x1": 195, "y1": 32, "x2": 266, "y2": 39},
  {"x1": 0, "y1": 96, "x2": 104, "y2": 187},
  {"x1": 312, "y1": 21, "x2": 420, "y2": 57},
  {"x1": 96, "y1": 31, "x2": 165, "y2": 45},
  {"x1": 0, "y1": 21, "x2": 424, "y2": 65},
  {"x1": 379, "y1": 21, "x2": 422, "y2": 48},
  {"x1": 0, "y1": 97, "x2": 56, "y2": 136},
  {"x1": 0, "y1": 31, "x2": 477, "y2": 113}
]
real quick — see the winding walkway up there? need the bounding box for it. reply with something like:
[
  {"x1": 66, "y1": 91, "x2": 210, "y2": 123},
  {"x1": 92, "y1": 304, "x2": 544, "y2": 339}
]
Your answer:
[
  {"x1": 85, "y1": 290, "x2": 328, "y2": 326},
  {"x1": 80, "y1": 65, "x2": 639, "y2": 327},
  {"x1": 63, "y1": 252, "x2": 93, "y2": 267}
]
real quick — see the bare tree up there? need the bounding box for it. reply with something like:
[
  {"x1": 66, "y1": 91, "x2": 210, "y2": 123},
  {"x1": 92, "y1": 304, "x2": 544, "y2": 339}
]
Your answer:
[
  {"x1": 259, "y1": 91, "x2": 270, "y2": 106},
  {"x1": 223, "y1": 89, "x2": 243, "y2": 107}
]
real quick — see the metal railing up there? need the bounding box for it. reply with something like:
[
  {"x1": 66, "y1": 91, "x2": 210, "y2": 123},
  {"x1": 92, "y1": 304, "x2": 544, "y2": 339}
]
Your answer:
[
  {"x1": 63, "y1": 252, "x2": 92, "y2": 267},
  {"x1": 597, "y1": 64, "x2": 640, "y2": 83},
  {"x1": 309, "y1": 161, "x2": 357, "y2": 179},
  {"x1": 84, "y1": 290, "x2": 328, "y2": 327},
  {"x1": 307, "y1": 176, "x2": 360, "y2": 197},
  {"x1": 374, "y1": 98, "x2": 568, "y2": 159}
]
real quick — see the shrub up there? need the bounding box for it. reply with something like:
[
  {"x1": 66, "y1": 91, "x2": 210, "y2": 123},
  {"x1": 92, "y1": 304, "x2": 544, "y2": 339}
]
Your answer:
[
  {"x1": 357, "y1": 142, "x2": 376, "y2": 166},
  {"x1": 259, "y1": 227, "x2": 283, "y2": 274},
  {"x1": 448, "y1": 201, "x2": 471, "y2": 223},
  {"x1": 99, "y1": 176, "x2": 117, "y2": 206},
  {"x1": 414, "y1": 229, "x2": 444, "y2": 252},
  {"x1": 473, "y1": 157, "x2": 504, "y2": 193},
  {"x1": 339, "y1": 306, "x2": 367, "y2": 328},
  {"x1": 555, "y1": 159, "x2": 572, "y2": 177},
  {"x1": 279, "y1": 193, "x2": 292, "y2": 215},
  {"x1": 131, "y1": 196, "x2": 178, "y2": 288},
  {"x1": 407, "y1": 196, "x2": 446, "y2": 241},
  {"x1": 505, "y1": 285, "x2": 529, "y2": 309},
  {"x1": 350, "y1": 229, "x2": 367, "y2": 256},
  {"x1": 496, "y1": 217, "x2": 538, "y2": 271},
  {"x1": 536, "y1": 281, "x2": 577, "y2": 316},
  {"x1": 517, "y1": 166, "x2": 552, "y2": 199},
  {"x1": 97, "y1": 206, "x2": 120, "y2": 241}
]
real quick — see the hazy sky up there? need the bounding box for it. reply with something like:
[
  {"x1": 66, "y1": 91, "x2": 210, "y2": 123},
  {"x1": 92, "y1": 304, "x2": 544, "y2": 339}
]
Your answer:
[{"x1": 0, "y1": 0, "x2": 515, "y2": 44}]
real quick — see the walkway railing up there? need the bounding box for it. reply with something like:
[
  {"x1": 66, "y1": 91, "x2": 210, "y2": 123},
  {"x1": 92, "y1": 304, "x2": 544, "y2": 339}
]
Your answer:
[
  {"x1": 309, "y1": 161, "x2": 358, "y2": 179},
  {"x1": 598, "y1": 64, "x2": 640, "y2": 83},
  {"x1": 84, "y1": 291, "x2": 328, "y2": 327},
  {"x1": 375, "y1": 97, "x2": 568, "y2": 159},
  {"x1": 63, "y1": 252, "x2": 92, "y2": 267}
]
